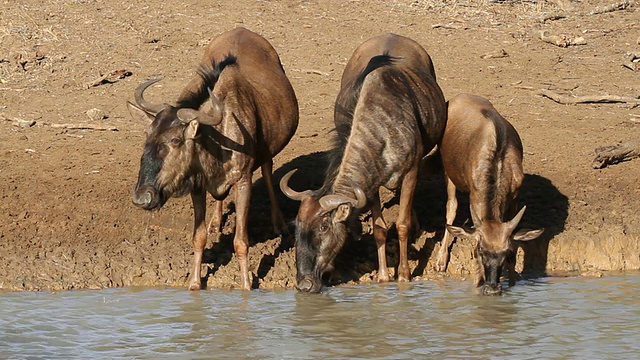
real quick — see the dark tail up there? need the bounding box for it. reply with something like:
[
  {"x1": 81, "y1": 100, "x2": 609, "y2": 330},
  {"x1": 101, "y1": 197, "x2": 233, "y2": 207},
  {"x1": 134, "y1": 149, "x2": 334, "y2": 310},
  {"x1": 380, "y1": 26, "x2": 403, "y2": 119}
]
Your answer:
[
  {"x1": 353, "y1": 53, "x2": 396, "y2": 93},
  {"x1": 176, "y1": 55, "x2": 237, "y2": 109}
]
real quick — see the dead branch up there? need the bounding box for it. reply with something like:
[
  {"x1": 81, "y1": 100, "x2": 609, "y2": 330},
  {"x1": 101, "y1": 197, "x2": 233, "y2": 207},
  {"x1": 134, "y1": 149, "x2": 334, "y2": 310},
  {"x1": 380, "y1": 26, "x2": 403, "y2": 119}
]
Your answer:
[
  {"x1": 538, "y1": 89, "x2": 640, "y2": 105},
  {"x1": 541, "y1": 14, "x2": 567, "y2": 23},
  {"x1": 592, "y1": 140, "x2": 640, "y2": 168},
  {"x1": 1, "y1": 113, "x2": 36, "y2": 127},
  {"x1": 546, "y1": 0, "x2": 574, "y2": 12},
  {"x1": 622, "y1": 52, "x2": 640, "y2": 72},
  {"x1": 45, "y1": 123, "x2": 118, "y2": 131},
  {"x1": 431, "y1": 22, "x2": 467, "y2": 30},
  {"x1": 289, "y1": 68, "x2": 330, "y2": 77},
  {"x1": 586, "y1": 1, "x2": 630, "y2": 16},
  {"x1": 537, "y1": 30, "x2": 586, "y2": 47},
  {"x1": 84, "y1": 69, "x2": 132, "y2": 89},
  {"x1": 480, "y1": 49, "x2": 509, "y2": 59}
]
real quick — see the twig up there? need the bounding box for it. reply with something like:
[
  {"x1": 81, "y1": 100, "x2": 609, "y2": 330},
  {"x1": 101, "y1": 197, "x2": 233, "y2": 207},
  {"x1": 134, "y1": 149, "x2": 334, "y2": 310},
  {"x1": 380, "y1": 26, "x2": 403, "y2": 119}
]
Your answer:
[
  {"x1": 586, "y1": 1, "x2": 630, "y2": 16},
  {"x1": 541, "y1": 14, "x2": 567, "y2": 23},
  {"x1": 622, "y1": 52, "x2": 639, "y2": 72},
  {"x1": 537, "y1": 30, "x2": 586, "y2": 47},
  {"x1": 290, "y1": 68, "x2": 330, "y2": 76},
  {"x1": 45, "y1": 123, "x2": 118, "y2": 131},
  {"x1": 546, "y1": 0, "x2": 574, "y2": 11},
  {"x1": 1, "y1": 113, "x2": 36, "y2": 127},
  {"x1": 538, "y1": 89, "x2": 640, "y2": 105},
  {"x1": 84, "y1": 69, "x2": 132, "y2": 89},
  {"x1": 480, "y1": 49, "x2": 509, "y2": 59},
  {"x1": 592, "y1": 140, "x2": 640, "y2": 168}
]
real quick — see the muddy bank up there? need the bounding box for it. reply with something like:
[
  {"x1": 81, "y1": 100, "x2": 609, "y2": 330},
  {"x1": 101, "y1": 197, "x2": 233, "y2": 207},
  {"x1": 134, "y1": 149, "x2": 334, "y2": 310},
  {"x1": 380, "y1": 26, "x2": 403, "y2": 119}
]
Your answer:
[{"x1": 1, "y1": 0, "x2": 639, "y2": 291}]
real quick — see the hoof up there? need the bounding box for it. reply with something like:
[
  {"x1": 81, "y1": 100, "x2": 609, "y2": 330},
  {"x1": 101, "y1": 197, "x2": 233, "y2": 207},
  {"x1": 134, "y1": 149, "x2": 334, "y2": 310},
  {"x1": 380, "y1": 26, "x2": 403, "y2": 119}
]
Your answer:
[
  {"x1": 434, "y1": 261, "x2": 448, "y2": 272},
  {"x1": 188, "y1": 282, "x2": 201, "y2": 291},
  {"x1": 397, "y1": 272, "x2": 411, "y2": 282}
]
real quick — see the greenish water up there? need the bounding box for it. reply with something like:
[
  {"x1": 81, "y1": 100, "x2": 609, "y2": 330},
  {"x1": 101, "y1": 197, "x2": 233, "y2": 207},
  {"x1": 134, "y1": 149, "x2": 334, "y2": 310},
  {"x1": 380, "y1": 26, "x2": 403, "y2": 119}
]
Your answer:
[{"x1": 1, "y1": 275, "x2": 639, "y2": 359}]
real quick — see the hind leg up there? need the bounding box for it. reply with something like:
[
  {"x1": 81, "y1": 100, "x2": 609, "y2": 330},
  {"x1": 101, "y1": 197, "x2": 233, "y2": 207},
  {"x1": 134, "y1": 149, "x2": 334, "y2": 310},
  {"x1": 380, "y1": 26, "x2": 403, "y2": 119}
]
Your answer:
[
  {"x1": 261, "y1": 159, "x2": 287, "y2": 235},
  {"x1": 436, "y1": 176, "x2": 458, "y2": 272}
]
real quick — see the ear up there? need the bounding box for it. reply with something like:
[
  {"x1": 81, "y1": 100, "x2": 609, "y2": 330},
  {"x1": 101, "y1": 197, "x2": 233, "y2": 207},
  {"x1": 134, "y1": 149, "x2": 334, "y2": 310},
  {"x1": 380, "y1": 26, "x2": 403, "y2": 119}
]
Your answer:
[
  {"x1": 184, "y1": 120, "x2": 200, "y2": 140},
  {"x1": 512, "y1": 228, "x2": 544, "y2": 242},
  {"x1": 333, "y1": 203, "x2": 352, "y2": 223},
  {"x1": 127, "y1": 101, "x2": 155, "y2": 124},
  {"x1": 445, "y1": 224, "x2": 475, "y2": 240}
]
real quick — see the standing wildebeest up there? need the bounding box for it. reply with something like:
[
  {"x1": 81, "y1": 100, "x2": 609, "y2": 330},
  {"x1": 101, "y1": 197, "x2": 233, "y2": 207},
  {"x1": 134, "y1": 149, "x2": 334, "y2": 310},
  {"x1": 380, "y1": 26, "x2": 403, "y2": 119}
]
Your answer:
[
  {"x1": 280, "y1": 33, "x2": 447, "y2": 293},
  {"x1": 127, "y1": 27, "x2": 299, "y2": 290},
  {"x1": 434, "y1": 93, "x2": 543, "y2": 295}
]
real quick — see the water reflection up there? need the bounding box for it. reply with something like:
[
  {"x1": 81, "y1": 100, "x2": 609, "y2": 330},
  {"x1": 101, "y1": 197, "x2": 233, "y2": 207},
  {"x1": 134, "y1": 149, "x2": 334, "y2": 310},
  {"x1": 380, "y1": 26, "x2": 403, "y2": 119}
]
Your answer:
[{"x1": 1, "y1": 276, "x2": 639, "y2": 359}]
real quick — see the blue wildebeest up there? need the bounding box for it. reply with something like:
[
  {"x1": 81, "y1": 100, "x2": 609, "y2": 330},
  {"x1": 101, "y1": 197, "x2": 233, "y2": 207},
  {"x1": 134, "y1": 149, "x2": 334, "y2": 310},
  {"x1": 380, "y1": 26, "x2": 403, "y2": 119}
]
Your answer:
[
  {"x1": 280, "y1": 33, "x2": 447, "y2": 293},
  {"x1": 435, "y1": 93, "x2": 543, "y2": 295},
  {"x1": 128, "y1": 28, "x2": 299, "y2": 290}
]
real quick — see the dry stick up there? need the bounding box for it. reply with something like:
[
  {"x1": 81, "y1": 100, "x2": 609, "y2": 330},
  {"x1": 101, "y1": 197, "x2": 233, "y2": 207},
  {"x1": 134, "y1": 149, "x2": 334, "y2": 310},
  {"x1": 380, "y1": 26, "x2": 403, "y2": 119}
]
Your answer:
[
  {"x1": 538, "y1": 89, "x2": 640, "y2": 105},
  {"x1": 537, "y1": 30, "x2": 586, "y2": 47},
  {"x1": 84, "y1": 69, "x2": 132, "y2": 89},
  {"x1": 45, "y1": 123, "x2": 119, "y2": 131},
  {"x1": 586, "y1": 1, "x2": 630, "y2": 16},
  {"x1": 0, "y1": 113, "x2": 36, "y2": 127},
  {"x1": 622, "y1": 52, "x2": 640, "y2": 72},
  {"x1": 592, "y1": 140, "x2": 640, "y2": 169}
]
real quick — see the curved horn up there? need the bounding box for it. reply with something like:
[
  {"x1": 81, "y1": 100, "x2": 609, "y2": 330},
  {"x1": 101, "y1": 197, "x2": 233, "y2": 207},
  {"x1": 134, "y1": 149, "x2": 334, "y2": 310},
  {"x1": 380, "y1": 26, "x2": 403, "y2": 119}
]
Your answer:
[
  {"x1": 352, "y1": 185, "x2": 367, "y2": 209},
  {"x1": 424, "y1": 144, "x2": 439, "y2": 158},
  {"x1": 319, "y1": 195, "x2": 352, "y2": 212},
  {"x1": 319, "y1": 185, "x2": 367, "y2": 212},
  {"x1": 204, "y1": 88, "x2": 224, "y2": 126},
  {"x1": 175, "y1": 89, "x2": 224, "y2": 126},
  {"x1": 470, "y1": 204, "x2": 482, "y2": 227},
  {"x1": 279, "y1": 169, "x2": 313, "y2": 201},
  {"x1": 134, "y1": 78, "x2": 167, "y2": 115},
  {"x1": 176, "y1": 108, "x2": 222, "y2": 127},
  {"x1": 506, "y1": 205, "x2": 527, "y2": 233}
]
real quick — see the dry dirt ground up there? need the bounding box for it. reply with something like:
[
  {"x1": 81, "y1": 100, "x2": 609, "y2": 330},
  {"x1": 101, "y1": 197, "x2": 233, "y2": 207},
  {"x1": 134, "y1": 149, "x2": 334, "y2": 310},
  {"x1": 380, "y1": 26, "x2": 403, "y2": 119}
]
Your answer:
[{"x1": 1, "y1": 0, "x2": 639, "y2": 292}]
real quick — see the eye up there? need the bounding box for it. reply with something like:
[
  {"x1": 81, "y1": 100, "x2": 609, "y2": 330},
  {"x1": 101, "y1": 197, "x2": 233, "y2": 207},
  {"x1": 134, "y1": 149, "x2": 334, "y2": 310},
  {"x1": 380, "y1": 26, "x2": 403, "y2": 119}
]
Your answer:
[
  {"x1": 169, "y1": 137, "x2": 182, "y2": 147},
  {"x1": 319, "y1": 224, "x2": 329, "y2": 232}
]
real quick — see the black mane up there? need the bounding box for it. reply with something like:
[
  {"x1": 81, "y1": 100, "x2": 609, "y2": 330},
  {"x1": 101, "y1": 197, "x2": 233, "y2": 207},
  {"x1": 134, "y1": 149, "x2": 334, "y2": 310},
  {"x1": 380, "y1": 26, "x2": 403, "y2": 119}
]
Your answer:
[{"x1": 176, "y1": 55, "x2": 237, "y2": 109}]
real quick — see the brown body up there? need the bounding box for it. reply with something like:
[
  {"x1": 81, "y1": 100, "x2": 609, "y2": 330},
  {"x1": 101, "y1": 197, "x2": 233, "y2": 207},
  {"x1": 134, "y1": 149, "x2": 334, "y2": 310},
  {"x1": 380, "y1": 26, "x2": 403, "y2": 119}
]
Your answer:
[
  {"x1": 128, "y1": 28, "x2": 299, "y2": 290},
  {"x1": 435, "y1": 94, "x2": 542, "y2": 295},
  {"x1": 281, "y1": 33, "x2": 447, "y2": 292}
]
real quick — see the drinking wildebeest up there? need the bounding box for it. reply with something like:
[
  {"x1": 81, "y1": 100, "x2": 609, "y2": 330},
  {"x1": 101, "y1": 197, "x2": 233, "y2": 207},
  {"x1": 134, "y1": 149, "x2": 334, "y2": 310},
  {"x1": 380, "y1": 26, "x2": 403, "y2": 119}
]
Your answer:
[
  {"x1": 128, "y1": 27, "x2": 299, "y2": 290},
  {"x1": 434, "y1": 93, "x2": 543, "y2": 295},
  {"x1": 280, "y1": 33, "x2": 447, "y2": 293}
]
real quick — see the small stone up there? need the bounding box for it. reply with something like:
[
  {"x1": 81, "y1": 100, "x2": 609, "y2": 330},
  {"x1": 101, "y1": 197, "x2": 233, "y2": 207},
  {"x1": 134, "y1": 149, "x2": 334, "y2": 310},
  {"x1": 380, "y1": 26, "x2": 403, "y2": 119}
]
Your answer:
[{"x1": 86, "y1": 108, "x2": 106, "y2": 121}]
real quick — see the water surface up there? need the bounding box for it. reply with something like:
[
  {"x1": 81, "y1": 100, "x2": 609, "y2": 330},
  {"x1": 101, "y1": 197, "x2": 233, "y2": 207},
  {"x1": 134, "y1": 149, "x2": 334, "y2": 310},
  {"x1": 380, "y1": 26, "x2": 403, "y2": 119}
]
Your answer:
[{"x1": 1, "y1": 275, "x2": 639, "y2": 359}]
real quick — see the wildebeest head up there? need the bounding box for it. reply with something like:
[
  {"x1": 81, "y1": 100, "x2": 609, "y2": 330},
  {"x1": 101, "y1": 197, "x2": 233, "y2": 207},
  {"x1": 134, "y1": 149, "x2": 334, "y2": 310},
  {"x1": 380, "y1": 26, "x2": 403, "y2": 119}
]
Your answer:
[
  {"x1": 280, "y1": 169, "x2": 366, "y2": 293},
  {"x1": 128, "y1": 78, "x2": 223, "y2": 210},
  {"x1": 446, "y1": 206, "x2": 543, "y2": 295}
]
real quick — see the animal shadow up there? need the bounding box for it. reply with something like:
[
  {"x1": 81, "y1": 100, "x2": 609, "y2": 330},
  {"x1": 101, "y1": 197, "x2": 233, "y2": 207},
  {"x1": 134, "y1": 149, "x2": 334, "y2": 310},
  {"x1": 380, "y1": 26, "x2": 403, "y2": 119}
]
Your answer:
[{"x1": 409, "y1": 172, "x2": 569, "y2": 279}]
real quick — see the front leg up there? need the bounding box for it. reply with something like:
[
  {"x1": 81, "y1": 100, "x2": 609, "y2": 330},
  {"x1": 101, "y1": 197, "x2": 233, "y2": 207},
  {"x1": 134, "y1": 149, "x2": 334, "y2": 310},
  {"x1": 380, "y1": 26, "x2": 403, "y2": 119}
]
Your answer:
[
  {"x1": 472, "y1": 247, "x2": 485, "y2": 288},
  {"x1": 506, "y1": 250, "x2": 517, "y2": 287},
  {"x1": 189, "y1": 189, "x2": 208, "y2": 291},
  {"x1": 234, "y1": 176, "x2": 253, "y2": 290},
  {"x1": 370, "y1": 190, "x2": 390, "y2": 283},
  {"x1": 396, "y1": 166, "x2": 419, "y2": 282}
]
